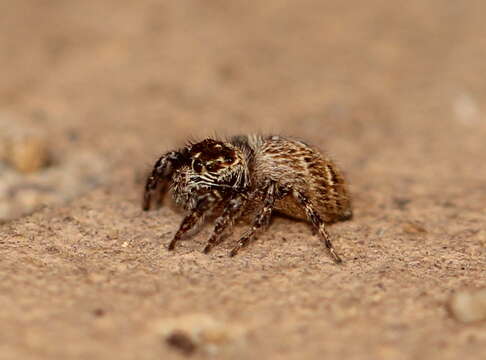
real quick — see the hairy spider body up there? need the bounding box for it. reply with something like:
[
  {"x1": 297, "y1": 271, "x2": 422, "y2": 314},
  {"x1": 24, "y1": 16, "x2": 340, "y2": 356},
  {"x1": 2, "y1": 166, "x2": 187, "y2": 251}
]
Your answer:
[{"x1": 143, "y1": 135, "x2": 352, "y2": 263}]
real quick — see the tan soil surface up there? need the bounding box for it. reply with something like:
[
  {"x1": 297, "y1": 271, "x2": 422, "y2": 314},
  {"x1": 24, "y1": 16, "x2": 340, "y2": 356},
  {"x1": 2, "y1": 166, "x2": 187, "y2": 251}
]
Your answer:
[{"x1": 1, "y1": 1, "x2": 486, "y2": 359}]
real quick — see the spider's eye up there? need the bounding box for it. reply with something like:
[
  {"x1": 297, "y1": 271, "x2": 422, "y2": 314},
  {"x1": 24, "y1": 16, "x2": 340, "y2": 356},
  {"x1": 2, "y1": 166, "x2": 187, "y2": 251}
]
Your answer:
[
  {"x1": 192, "y1": 159, "x2": 204, "y2": 173},
  {"x1": 206, "y1": 163, "x2": 217, "y2": 172},
  {"x1": 224, "y1": 156, "x2": 234, "y2": 164}
]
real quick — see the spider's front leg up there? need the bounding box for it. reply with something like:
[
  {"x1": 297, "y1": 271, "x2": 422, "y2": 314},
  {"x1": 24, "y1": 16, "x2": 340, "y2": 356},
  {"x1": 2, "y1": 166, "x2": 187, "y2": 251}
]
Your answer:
[
  {"x1": 142, "y1": 151, "x2": 185, "y2": 211},
  {"x1": 293, "y1": 191, "x2": 343, "y2": 263},
  {"x1": 202, "y1": 193, "x2": 248, "y2": 254},
  {"x1": 229, "y1": 182, "x2": 288, "y2": 257},
  {"x1": 168, "y1": 192, "x2": 220, "y2": 250}
]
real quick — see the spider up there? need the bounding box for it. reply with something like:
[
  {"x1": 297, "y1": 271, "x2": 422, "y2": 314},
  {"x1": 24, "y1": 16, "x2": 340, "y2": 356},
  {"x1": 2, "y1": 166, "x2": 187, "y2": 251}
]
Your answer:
[{"x1": 142, "y1": 135, "x2": 352, "y2": 263}]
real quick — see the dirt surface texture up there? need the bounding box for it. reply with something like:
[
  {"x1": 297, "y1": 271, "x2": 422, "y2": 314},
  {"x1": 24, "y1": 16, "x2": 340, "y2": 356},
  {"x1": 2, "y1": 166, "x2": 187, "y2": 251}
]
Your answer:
[{"x1": 1, "y1": 1, "x2": 486, "y2": 359}]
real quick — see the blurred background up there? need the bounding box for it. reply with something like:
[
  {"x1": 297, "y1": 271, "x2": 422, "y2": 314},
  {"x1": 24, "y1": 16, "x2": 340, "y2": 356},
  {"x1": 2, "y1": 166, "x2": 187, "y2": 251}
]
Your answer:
[
  {"x1": 1, "y1": 1, "x2": 486, "y2": 359},
  {"x1": 1, "y1": 0, "x2": 486, "y2": 220},
  {"x1": 1, "y1": 0, "x2": 485, "y2": 221}
]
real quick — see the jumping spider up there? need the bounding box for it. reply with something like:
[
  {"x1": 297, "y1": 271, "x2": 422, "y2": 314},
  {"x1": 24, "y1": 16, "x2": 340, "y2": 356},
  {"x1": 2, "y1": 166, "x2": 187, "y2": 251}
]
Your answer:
[{"x1": 142, "y1": 135, "x2": 352, "y2": 263}]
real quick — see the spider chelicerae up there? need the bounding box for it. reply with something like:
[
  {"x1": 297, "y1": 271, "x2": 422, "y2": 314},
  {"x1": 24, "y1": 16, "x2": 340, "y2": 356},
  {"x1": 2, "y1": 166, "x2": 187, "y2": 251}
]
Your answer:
[{"x1": 142, "y1": 134, "x2": 352, "y2": 263}]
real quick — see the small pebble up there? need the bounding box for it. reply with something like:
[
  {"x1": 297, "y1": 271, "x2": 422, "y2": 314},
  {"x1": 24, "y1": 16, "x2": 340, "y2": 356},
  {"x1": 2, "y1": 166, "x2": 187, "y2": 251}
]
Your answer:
[
  {"x1": 166, "y1": 331, "x2": 197, "y2": 355},
  {"x1": 92, "y1": 308, "x2": 106, "y2": 317},
  {"x1": 0, "y1": 119, "x2": 107, "y2": 221},
  {"x1": 156, "y1": 313, "x2": 246, "y2": 355},
  {"x1": 448, "y1": 288, "x2": 486, "y2": 323},
  {"x1": 6, "y1": 135, "x2": 50, "y2": 173},
  {"x1": 402, "y1": 222, "x2": 427, "y2": 234}
]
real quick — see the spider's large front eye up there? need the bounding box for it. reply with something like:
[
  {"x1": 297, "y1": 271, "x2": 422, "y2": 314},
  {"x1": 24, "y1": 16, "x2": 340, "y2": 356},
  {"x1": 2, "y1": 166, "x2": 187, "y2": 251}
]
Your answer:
[
  {"x1": 205, "y1": 162, "x2": 218, "y2": 172},
  {"x1": 192, "y1": 159, "x2": 204, "y2": 173},
  {"x1": 224, "y1": 155, "x2": 234, "y2": 164}
]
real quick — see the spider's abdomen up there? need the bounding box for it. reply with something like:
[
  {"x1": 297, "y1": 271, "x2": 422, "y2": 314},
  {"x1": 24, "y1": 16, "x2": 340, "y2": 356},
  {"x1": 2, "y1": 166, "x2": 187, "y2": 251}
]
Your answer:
[{"x1": 252, "y1": 136, "x2": 352, "y2": 223}]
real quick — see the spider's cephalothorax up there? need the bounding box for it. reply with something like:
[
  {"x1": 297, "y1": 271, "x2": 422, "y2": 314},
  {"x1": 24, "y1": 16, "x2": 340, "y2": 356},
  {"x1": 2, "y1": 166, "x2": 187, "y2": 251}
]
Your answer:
[{"x1": 143, "y1": 135, "x2": 352, "y2": 263}]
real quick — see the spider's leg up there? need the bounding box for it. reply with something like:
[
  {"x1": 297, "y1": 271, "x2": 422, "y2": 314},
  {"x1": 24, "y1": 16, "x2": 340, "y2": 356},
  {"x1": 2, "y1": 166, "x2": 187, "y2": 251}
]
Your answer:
[
  {"x1": 168, "y1": 193, "x2": 219, "y2": 250},
  {"x1": 229, "y1": 182, "x2": 287, "y2": 257},
  {"x1": 202, "y1": 193, "x2": 247, "y2": 254},
  {"x1": 293, "y1": 190, "x2": 343, "y2": 263},
  {"x1": 143, "y1": 151, "x2": 185, "y2": 211}
]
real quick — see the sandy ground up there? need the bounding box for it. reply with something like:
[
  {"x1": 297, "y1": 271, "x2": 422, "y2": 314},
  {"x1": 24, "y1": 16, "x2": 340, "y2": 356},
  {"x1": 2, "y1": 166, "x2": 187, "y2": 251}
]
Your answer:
[{"x1": 1, "y1": 1, "x2": 486, "y2": 359}]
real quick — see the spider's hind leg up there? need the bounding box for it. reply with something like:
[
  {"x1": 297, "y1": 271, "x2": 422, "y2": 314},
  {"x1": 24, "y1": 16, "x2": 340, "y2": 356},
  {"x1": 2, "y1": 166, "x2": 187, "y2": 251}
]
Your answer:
[{"x1": 293, "y1": 191, "x2": 343, "y2": 263}]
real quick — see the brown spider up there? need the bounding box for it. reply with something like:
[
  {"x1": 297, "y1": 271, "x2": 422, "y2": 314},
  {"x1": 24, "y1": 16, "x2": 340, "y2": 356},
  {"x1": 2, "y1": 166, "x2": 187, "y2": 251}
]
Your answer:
[{"x1": 142, "y1": 135, "x2": 352, "y2": 263}]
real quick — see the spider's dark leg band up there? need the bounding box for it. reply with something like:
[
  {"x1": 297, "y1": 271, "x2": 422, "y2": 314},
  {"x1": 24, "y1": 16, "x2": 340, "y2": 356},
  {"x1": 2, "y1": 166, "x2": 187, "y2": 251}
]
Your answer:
[
  {"x1": 203, "y1": 194, "x2": 247, "y2": 254},
  {"x1": 143, "y1": 176, "x2": 159, "y2": 211},
  {"x1": 168, "y1": 210, "x2": 203, "y2": 250},
  {"x1": 229, "y1": 183, "x2": 283, "y2": 257},
  {"x1": 168, "y1": 195, "x2": 216, "y2": 250},
  {"x1": 293, "y1": 191, "x2": 343, "y2": 263},
  {"x1": 143, "y1": 151, "x2": 183, "y2": 211}
]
